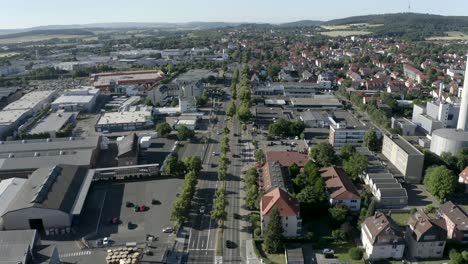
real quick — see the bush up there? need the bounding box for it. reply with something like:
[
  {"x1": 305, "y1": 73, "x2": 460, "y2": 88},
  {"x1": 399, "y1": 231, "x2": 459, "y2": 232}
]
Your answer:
[
  {"x1": 348, "y1": 247, "x2": 363, "y2": 260},
  {"x1": 254, "y1": 227, "x2": 262, "y2": 238}
]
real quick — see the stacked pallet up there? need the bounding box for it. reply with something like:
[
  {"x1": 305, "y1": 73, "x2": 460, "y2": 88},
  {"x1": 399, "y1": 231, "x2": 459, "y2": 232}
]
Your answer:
[{"x1": 105, "y1": 247, "x2": 140, "y2": 264}]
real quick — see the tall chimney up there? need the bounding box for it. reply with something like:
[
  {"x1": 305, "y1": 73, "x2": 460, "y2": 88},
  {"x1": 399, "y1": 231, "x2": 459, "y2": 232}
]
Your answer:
[{"x1": 456, "y1": 54, "x2": 468, "y2": 131}]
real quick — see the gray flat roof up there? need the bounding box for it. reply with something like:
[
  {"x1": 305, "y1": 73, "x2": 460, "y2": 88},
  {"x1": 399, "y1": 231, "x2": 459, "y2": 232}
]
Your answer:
[
  {"x1": 374, "y1": 183, "x2": 403, "y2": 190},
  {"x1": 390, "y1": 135, "x2": 422, "y2": 155},
  {"x1": 370, "y1": 178, "x2": 398, "y2": 184},
  {"x1": 290, "y1": 95, "x2": 341, "y2": 107},
  {"x1": 0, "y1": 136, "x2": 99, "y2": 154},
  {"x1": 367, "y1": 173, "x2": 394, "y2": 179},
  {"x1": 0, "y1": 178, "x2": 26, "y2": 217},
  {"x1": 0, "y1": 229, "x2": 37, "y2": 264},
  {"x1": 29, "y1": 112, "x2": 75, "y2": 135},
  {"x1": 379, "y1": 188, "x2": 408, "y2": 198}
]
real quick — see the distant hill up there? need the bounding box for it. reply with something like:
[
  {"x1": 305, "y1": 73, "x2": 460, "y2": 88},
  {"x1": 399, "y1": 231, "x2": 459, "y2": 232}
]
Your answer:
[
  {"x1": 279, "y1": 20, "x2": 323, "y2": 27},
  {"x1": 325, "y1": 13, "x2": 468, "y2": 40},
  {"x1": 0, "y1": 22, "x2": 243, "y2": 36},
  {"x1": 0, "y1": 29, "x2": 94, "y2": 39}
]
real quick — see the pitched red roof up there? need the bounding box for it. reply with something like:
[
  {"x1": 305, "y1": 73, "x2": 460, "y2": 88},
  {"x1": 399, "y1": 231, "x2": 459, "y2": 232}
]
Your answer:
[
  {"x1": 261, "y1": 187, "x2": 299, "y2": 217},
  {"x1": 459, "y1": 167, "x2": 468, "y2": 181},
  {"x1": 266, "y1": 151, "x2": 309, "y2": 168},
  {"x1": 320, "y1": 167, "x2": 360, "y2": 200}
]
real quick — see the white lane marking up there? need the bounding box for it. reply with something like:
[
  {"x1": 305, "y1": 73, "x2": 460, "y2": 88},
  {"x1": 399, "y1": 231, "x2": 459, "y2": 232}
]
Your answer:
[
  {"x1": 59, "y1": 250, "x2": 92, "y2": 258},
  {"x1": 95, "y1": 187, "x2": 108, "y2": 234}
]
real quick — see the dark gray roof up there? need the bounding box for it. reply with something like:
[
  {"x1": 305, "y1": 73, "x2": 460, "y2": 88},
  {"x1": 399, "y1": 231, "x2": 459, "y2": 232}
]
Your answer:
[
  {"x1": 0, "y1": 229, "x2": 37, "y2": 264},
  {"x1": 367, "y1": 173, "x2": 394, "y2": 180},
  {"x1": 374, "y1": 183, "x2": 403, "y2": 190},
  {"x1": 0, "y1": 136, "x2": 100, "y2": 154},
  {"x1": 379, "y1": 188, "x2": 408, "y2": 198},
  {"x1": 370, "y1": 178, "x2": 398, "y2": 184},
  {"x1": 4, "y1": 165, "x2": 89, "y2": 214}
]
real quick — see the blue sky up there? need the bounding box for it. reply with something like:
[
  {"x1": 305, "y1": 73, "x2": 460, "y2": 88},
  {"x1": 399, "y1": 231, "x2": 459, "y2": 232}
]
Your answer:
[{"x1": 1, "y1": 0, "x2": 467, "y2": 29}]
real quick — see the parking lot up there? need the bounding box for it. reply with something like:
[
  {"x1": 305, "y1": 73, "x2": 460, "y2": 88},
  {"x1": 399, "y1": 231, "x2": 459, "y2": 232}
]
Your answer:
[{"x1": 53, "y1": 176, "x2": 185, "y2": 262}]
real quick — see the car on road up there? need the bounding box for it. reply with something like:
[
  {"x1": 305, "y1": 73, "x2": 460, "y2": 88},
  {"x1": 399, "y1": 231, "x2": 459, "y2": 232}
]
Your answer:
[
  {"x1": 212, "y1": 151, "x2": 218, "y2": 156},
  {"x1": 226, "y1": 240, "x2": 237, "y2": 248},
  {"x1": 232, "y1": 154, "x2": 240, "y2": 158},
  {"x1": 107, "y1": 217, "x2": 120, "y2": 225},
  {"x1": 199, "y1": 206, "x2": 206, "y2": 214},
  {"x1": 103, "y1": 237, "x2": 110, "y2": 246},
  {"x1": 162, "y1": 227, "x2": 173, "y2": 233},
  {"x1": 216, "y1": 131, "x2": 221, "y2": 135}
]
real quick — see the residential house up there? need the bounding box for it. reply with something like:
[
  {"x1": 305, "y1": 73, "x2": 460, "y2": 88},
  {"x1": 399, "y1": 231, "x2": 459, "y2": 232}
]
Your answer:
[
  {"x1": 458, "y1": 167, "x2": 468, "y2": 193},
  {"x1": 361, "y1": 212, "x2": 405, "y2": 260},
  {"x1": 366, "y1": 79, "x2": 386, "y2": 91},
  {"x1": 260, "y1": 161, "x2": 294, "y2": 193},
  {"x1": 260, "y1": 187, "x2": 301, "y2": 237},
  {"x1": 319, "y1": 167, "x2": 360, "y2": 211},
  {"x1": 266, "y1": 151, "x2": 309, "y2": 168},
  {"x1": 405, "y1": 211, "x2": 447, "y2": 259},
  {"x1": 438, "y1": 201, "x2": 468, "y2": 244}
]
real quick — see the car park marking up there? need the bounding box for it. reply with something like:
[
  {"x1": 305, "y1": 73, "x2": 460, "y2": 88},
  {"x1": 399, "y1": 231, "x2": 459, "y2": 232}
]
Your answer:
[{"x1": 59, "y1": 250, "x2": 92, "y2": 258}]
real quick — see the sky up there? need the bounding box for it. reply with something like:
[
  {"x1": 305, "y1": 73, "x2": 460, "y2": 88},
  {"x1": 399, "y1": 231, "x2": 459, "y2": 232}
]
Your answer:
[{"x1": 1, "y1": 0, "x2": 467, "y2": 29}]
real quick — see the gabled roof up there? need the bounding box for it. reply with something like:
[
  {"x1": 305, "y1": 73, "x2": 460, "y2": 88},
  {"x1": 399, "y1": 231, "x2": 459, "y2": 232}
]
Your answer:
[
  {"x1": 362, "y1": 213, "x2": 404, "y2": 245},
  {"x1": 407, "y1": 211, "x2": 446, "y2": 242},
  {"x1": 439, "y1": 201, "x2": 468, "y2": 231},
  {"x1": 459, "y1": 167, "x2": 468, "y2": 181},
  {"x1": 320, "y1": 167, "x2": 360, "y2": 200},
  {"x1": 261, "y1": 187, "x2": 299, "y2": 217},
  {"x1": 266, "y1": 151, "x2": 309, "y2": 168},
  {"x1": 4, "y1": 164, "x2": 89, "y2": 215}
]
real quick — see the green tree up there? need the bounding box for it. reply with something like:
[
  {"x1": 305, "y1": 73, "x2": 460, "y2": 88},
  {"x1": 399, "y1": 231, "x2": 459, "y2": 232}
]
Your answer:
[
  {"x1": 220, "y1": 136, "x2": 230, "y2": 154},
  {"x1": 423, "y1": 165, "x2": 456, "y2": 201},
  {"x1": 343, "y1": 153, "x2": 368, "y2": 180},
  {"x1": 363, "y1": 129, "x2": 381, "y2": 152},
  {"x1": 156, "y1": 122, "x2": 172, "y2": 137},
  {"x1": 331, "y1": 229, "x2": 346, "y2": 241},
  {"x1": 449, "y1": 249, "x2": 464, "y2": 264},
  {"x1": 177, "y1": 125, "x2": 195, "y2": 141},
  {"x1": 340, "y1": 144, "x2": 356, "y2": 161},
  {"x1": 238, "y1": 87, "x2": 251, "y2": 102},
  {"x1": 223, "y1": 126, "x2": 230, "y2": 135},
  {"x1": 255, "y1": 149, "x2": 266, "y2": 163},
  {"x1": 288, "y1": 163, "x2": 300, "y2": 178},
  {"x1": 348, "y1": 248, "x2": 363, "y2": 260},
  {"x1": 144, "y1": 98, "x2": 154, "y2": 106},
  {"x1": 264, "y1": 208, "x2": 284, "y2": 254},
  {"x1": 456, "y1": 147, "x2": 468, "y2": 172},
  {"x1": 164, "y1": 155, "x2": 185, "y2": 177},
  {"x1": 329, "y1": 204, "x2": 348, "y2": 227},
  {"x1": 310, "y1": 142, "x2": 338, "y2": 167},
  {"x1": 183, "y1": 156, "x2": 202, "y2": 174},
  {"x1": 211, "y1": 187, "x2": 228, "y2": 222},
  {"x1": 237, "y1": 102, "x2": 252, "y2": 122},
  {"x1": 227, "y1": 101, "x2": 236, "y2": 117}
]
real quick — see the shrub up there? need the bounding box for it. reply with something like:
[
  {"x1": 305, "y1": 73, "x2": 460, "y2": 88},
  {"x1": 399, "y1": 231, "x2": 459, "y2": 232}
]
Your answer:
[
  {"x1": 254, "y1": 227, "x2": 261, "y2": 238},
  {"x1": 348, "y1": 247, "x2": 363, "y2": 260}
]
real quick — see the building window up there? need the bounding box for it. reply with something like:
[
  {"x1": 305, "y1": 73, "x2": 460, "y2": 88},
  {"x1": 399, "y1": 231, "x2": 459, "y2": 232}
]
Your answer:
[{"x1": 351, "y1": 200, "x2": 357, "y2": 203}]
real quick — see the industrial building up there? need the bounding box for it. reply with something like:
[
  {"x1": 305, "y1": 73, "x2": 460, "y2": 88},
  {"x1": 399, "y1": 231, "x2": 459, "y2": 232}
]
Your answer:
[
  {"x1": 0, "y1": 87, "x2": 22, "y2": 109},
  {"x1": 0, "y1": 136, "x2": 100, "y2": 179},
  {"x1": 95, "y1": 105, "x2": 154, "y2": 133},
  {"x1": 27, "y1": 111, "x2": 76, "y2": 137},
  {"x1": 92, "y1": 70, "x2": 165, "y2": 94},
  {"x1": 289, "y1": 95, "x2": 342, "y2": 109},
  {"x1": 381, "y1": 134, "x2": 424, "y2": 183},
  {"x1": 391, "y1": 117, "x2": 417, "y2": 136},
  {"x1": 1, "y1": 165, "x2": 93, "y2": 231},
  {"x1": 0, "y1": 229, "x2": 42, "y2": 264},
  {"x1": 299, "y1": 111, "x2": 331, "y2": 128},
  {"x1": 51, "y1": 86, "x2": 100, "y2": 112},
  {"x1": 430, "y1": 55, "x2": 468, "y2": 156},
  {"x1": 0, "y1": 90, "x2": 57, "y2": 138},
  {"x1": 412, "y1": 100, "x2": 460, "y2": 134}
]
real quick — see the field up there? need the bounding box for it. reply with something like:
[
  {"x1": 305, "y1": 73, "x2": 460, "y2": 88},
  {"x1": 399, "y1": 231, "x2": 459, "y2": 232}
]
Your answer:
[
  {"x1": 427, "y1": 31, "x2": 468, "y2": 41},
  {"x1": 0, "y1": 52, "x2": 20, "y2": 58},
  {"x1": 320, "y1": 30, "x2": 372, "y2": 37},
  {"x1": 321, "y1": 23, "x2": 383, "y2": 30},
  {"x1": 0, "y1": 34, "x2": 93, "y2": 44},
  {"x1": 331, "y1": 241, "x2": 365, "y2": 264},
  {"x1": 390, "y1": 212, "x2": 411, "y2": 226}
]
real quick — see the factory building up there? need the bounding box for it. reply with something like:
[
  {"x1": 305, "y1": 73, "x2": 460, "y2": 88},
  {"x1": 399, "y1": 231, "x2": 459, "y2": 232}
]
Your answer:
[
  {"x1": 51, "y1": 86, "x2": 100, "y2": 112},
  {"x1": 95, "y1": 105, "x2": 154, "y2": 133}
]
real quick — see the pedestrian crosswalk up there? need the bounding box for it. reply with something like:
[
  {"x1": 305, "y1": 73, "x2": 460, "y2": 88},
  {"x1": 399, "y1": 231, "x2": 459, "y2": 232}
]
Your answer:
[{"x1": 59, "y1": 250, "x2": 92, "y2": 258}]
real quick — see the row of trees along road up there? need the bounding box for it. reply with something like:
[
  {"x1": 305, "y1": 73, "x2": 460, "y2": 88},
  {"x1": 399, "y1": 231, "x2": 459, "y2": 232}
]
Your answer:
[{"x1": 168, "y1": 155, "x2": 202, "y2": 226}]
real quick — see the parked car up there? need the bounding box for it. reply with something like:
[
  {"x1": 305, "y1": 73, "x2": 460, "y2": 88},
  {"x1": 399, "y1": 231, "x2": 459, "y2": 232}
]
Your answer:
[
  {"x1": 126, "y1": 201, "x2": 134, "y2": 207},
  {"x1": 135, "y1": 204, "x2": 148, "y2": 212},
  {"x1": 162, "y1": 227, "x2": 173, "y2": 233},
  {"x1": 103, "y1": 237, "x2": 110, "y2": 246},
  {"x1": 199, "y1": 206, "x2": 206, "y2": 214},
  {"x1": 322, "y1": 248, "x2": 335, "y2": 258},
  {"x1": 151, "y1": 199, "x2": 161, "y2": 205}
]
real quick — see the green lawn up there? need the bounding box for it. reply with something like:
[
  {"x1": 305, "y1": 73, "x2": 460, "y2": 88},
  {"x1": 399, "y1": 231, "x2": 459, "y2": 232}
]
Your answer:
[
  {"x1": 390, "y1": 212, "x2": 411, "y2": 226},
  {"x1": 254, "y1": 241, "x2": 286, "y2": 264},
  {"x1": 330, "y1": 241, "x2": 365, "y2": 264}
]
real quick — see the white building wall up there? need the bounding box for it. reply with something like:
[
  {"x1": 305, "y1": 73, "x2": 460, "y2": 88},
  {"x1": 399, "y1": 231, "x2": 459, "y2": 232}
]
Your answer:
[
  {"x1": 361, "y1": 225, "x2": 405, "y2": 260},
  {"x1": 261, "y1": 215, "x2": 299, "y2": 237},
  {"x1": 330, "y1": 198, "x2": 361, "y2": 212},
  {"x1": 2, "y1": 207, "x2": 71, "y2": 230}
]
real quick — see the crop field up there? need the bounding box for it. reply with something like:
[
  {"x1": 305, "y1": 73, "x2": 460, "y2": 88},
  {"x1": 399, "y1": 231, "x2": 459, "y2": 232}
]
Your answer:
[
  {"x1": 321, "y1": 23, "x2": 383, "y2": 30},
  {"x1": 0, "y1": 52, "x2": 20, "y2": 57},
  {"x1": 427, "y1": 31, "x2": 468, "y2": 41},
  {"x1": 320, "y1": 30, "x2": 372, "y2": 37}
]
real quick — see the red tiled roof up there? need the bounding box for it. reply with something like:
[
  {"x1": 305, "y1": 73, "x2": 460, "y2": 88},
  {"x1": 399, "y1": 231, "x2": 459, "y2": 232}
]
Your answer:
[
  {"x1": 266, "y1": 151, "x2": 309, "y2": 167},
  {"x1": 459, "y1": 167, "x2": 468, "y2": 181},
  {"x1": 261, "y1": 187, "x2": 300, "y2": 217},
  {"x1": 320, "y1": 167, "x2": 360, "y2": 200}
]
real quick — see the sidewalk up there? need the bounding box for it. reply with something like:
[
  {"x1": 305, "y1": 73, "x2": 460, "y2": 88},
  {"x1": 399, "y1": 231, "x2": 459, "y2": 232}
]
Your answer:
[
  {"x1": 166, "y1": 226, "x2": 189, "y2": 264},
  {"x1": 245, "y1": 239, "x2": 261, "y2": 264}
]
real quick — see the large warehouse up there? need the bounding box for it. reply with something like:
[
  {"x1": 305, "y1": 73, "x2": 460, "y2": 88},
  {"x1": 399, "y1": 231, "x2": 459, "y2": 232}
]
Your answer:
[
  {"x1": 1, "y1": 165, "x2": 93, "y2": 231},
  {"x1": 0, "y1": 136, "x2": 100, "y2": 179}
]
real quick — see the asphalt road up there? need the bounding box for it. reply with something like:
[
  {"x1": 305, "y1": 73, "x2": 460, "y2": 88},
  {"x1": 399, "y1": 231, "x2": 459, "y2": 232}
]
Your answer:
[{"x1": 187, "y1": 100, "x2": 227, "y2": 264}]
